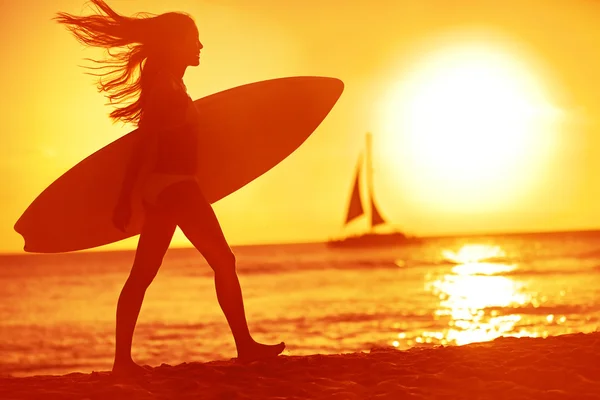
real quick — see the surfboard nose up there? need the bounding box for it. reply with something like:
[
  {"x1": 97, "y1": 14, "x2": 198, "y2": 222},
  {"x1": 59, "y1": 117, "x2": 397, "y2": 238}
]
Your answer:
[
  {"x1": 328, "y1": 77, "x2": 345, "y2": 95},
  {"x1": 322, "y1": 77, "x2": 344, "y2": 105},
  {"x1": 279, "y1": 76, "x2": 344, "y2": 120},
  {"x1": 299, "y1": 76, "x2": 344, "y2": 98}
]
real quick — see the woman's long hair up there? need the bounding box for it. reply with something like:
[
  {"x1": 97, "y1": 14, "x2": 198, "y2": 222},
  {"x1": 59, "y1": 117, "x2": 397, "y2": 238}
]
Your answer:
[{"x1": 55, "y1": 0, "x2": 194, "y2": 125}]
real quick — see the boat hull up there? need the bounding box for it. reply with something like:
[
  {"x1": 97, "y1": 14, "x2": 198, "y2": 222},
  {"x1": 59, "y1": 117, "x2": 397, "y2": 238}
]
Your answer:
[{"x1": 326, "y1": 232, "x2": 421, "y2": 248}]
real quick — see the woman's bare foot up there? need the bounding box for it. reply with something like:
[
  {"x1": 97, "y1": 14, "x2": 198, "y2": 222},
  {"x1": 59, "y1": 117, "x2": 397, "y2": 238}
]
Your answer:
[
  {"x1": 111, "y1": 359, "x2": 150, "y2": 378},
  {"x1": 237, "y1": 341, "x2": 285, "y2": 362}
]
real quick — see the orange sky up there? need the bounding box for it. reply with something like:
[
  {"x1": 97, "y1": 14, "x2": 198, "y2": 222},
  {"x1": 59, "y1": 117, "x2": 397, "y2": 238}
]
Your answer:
[{"x1": 2, "y1": 0, "x2": 600, "y2": 253}]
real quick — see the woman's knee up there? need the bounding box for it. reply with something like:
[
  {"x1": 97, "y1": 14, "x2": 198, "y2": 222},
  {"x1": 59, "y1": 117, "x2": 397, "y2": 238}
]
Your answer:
[
  {"x1": 127, "y1": 261, "x2": 161, "y2": 290},
  {"x1": 208, "y1": 248, "x2": 236, "y2": 274}
]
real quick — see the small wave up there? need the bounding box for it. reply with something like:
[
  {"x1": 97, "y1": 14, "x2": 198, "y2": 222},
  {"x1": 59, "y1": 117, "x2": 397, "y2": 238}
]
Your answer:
[
  {"x1": 482, "y1": 304, "x2": 600, "y2": 317},
  {"x1": 261, "y1": 311, "x2": 436, "y2": 328},
  {"x1": 0, "y1": 361, "x2": 103, "y2": 377},
  {"x1": 317, "y1": 311, "x2": 433, "y2": 325},
  {"x1": 501, "y1": 268, "x2": 597, "y2": 277},
  {"x1": 174, "y1": 257, "x2": 600, "y2": 278},
  {"x1": 517, "y1": 251, "x2": 600, "y2": 264},
  {"x1": 174, "y1": 259, "x2": 404, "y2": 277}
]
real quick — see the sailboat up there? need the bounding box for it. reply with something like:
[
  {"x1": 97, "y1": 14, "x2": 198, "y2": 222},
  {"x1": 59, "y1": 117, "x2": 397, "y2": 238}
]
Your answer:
[{"x1": 327, "y1": 132, "x2": 419, "y2": 248}]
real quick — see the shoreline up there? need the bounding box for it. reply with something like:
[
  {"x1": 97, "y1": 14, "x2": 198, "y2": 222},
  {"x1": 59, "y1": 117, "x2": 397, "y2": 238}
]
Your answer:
[{"x1": 2, "y1": 332, "x2": 599, "y2": 399}]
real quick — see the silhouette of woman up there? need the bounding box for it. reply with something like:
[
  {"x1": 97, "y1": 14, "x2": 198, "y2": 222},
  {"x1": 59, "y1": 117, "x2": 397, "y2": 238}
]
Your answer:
[{"x1": 55, "y1": 0, "x2": 285, "y2": 376}]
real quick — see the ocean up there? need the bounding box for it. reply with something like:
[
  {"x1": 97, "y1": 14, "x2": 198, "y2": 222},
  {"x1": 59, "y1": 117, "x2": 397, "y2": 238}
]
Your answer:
[{"x1": 1, "y1": 230, "x2": 599, "y2": 377}]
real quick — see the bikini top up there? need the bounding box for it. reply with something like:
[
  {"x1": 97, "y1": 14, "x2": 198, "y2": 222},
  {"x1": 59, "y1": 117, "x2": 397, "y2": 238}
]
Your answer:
[{"x1": 140, "y1": 71, "x2": 200, "y2": 175}]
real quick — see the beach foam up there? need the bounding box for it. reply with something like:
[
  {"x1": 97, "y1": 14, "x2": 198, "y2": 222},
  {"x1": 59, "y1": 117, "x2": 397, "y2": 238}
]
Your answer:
[{"x1": 1, "y1": 332, "x2": 599, "y2": 399}]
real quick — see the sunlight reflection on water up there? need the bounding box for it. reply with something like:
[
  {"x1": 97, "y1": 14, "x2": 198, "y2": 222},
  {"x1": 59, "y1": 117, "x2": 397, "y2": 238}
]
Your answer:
[{"x1": 403, "y1": 243, "x2": 549, "y2": 347}]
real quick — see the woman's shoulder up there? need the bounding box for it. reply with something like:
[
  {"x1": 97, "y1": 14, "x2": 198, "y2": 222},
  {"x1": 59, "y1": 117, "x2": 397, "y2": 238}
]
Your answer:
[{"x1": 140, "y1": 70, "x2": 191, "y2": 126}]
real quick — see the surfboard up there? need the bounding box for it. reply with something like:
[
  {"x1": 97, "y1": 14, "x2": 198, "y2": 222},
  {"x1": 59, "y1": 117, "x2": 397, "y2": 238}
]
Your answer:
[{"x1": 14, "y1": 76, "x2": 344, "y2": 253}]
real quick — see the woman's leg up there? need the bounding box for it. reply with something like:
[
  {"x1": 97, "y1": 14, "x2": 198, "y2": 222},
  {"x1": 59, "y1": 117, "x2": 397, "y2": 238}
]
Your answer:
[
  {"x1": 159, "y1": 180, "x2": 285, "y2": 361},
  {"x1": 112, "y1": 206, "x2": 177, "y2": 375}
]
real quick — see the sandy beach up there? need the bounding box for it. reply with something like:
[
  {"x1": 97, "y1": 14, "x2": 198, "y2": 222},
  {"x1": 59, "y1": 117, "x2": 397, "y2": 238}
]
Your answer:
[{"x1": 1, "y1": 332, "x2": 598, "y2": 400}]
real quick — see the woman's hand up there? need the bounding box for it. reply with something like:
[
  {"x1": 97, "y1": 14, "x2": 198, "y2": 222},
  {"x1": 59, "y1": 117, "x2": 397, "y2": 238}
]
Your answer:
[{"x1": 113, "y1": 197, "x2": 132, "y2": 233}]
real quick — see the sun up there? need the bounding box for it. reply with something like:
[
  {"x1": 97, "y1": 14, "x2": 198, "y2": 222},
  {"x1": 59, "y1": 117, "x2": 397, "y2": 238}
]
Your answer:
[{"x1": 380, "y1": 41, "x2": 562, "y2": 213}]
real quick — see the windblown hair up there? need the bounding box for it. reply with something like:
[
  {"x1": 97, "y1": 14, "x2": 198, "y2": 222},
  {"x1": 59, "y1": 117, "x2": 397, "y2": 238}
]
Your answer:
[{"x1": 55, "y1": 0, "x2": 195, "y2": 125}]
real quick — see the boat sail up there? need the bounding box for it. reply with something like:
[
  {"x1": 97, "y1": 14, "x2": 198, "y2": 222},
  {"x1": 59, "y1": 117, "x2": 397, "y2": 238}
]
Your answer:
[{"x1": 328, "y1": 132, "x2": 419, "y2": 248}]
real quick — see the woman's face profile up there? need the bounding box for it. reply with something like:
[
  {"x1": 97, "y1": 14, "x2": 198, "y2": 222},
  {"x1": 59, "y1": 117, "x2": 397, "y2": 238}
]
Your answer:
[{"x1": 173, "y1": 24, "x2": 203, "y2": 67}]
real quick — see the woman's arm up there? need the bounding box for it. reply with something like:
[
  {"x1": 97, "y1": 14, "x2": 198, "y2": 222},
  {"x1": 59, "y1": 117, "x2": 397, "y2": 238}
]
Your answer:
[
  {"x1": 112, "y1": 126, "x2": 157, "y2": 232},
  {"x1": 116, "y1": 130, "x2": 155, "y2": 205}
]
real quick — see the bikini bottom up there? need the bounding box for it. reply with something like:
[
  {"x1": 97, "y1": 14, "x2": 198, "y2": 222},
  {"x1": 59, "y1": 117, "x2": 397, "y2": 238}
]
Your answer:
[{"x1": 142, "y1": 172, "x2": 198, "y2": 207}]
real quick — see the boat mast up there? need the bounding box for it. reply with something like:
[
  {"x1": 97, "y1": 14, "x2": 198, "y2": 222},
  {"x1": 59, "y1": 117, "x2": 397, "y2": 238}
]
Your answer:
[
  {"x1": 365, "y1": 132, "x2": 374, "y2": 232},
  {"x1": 365, "y1": 132, "x2": 386, "y2": 231}
]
